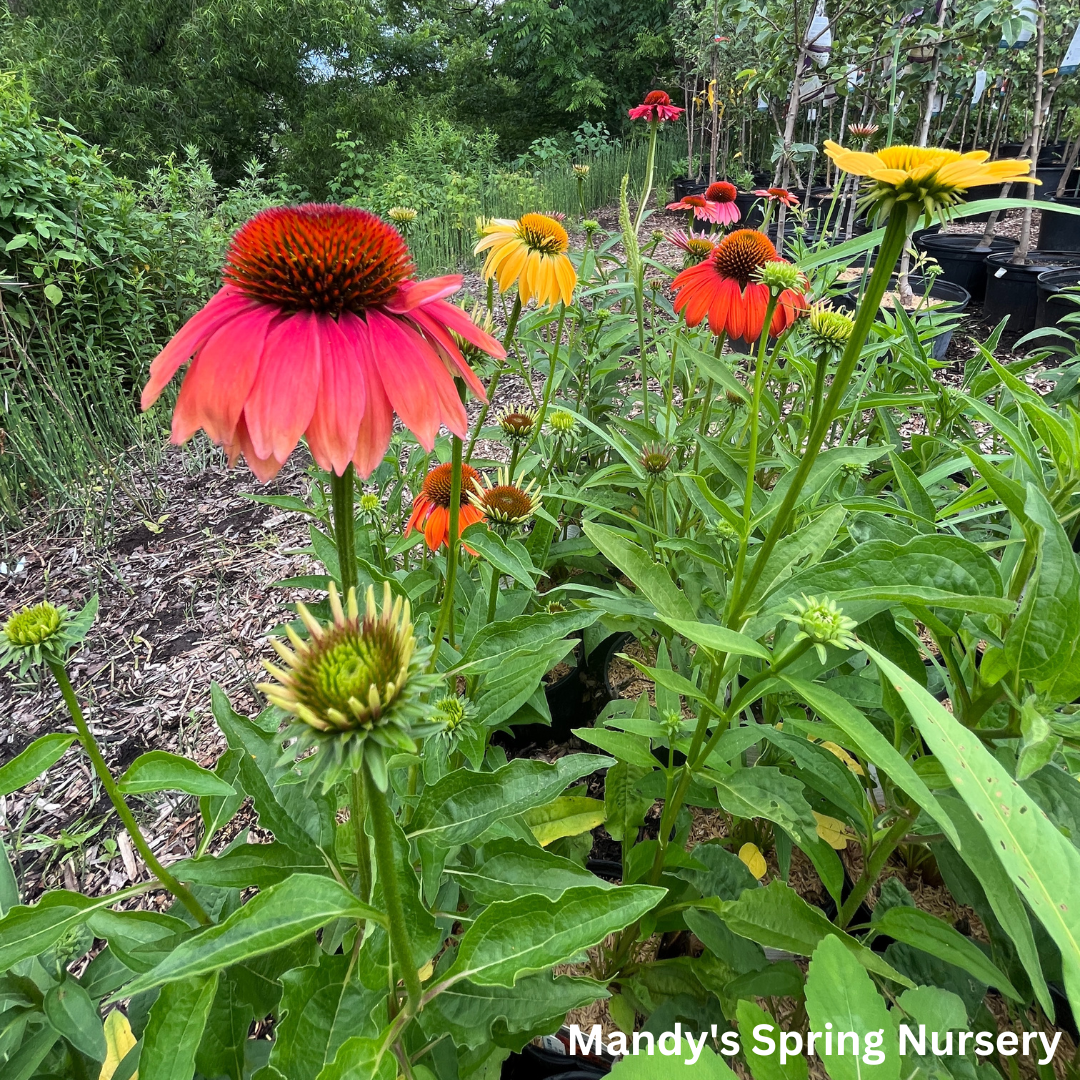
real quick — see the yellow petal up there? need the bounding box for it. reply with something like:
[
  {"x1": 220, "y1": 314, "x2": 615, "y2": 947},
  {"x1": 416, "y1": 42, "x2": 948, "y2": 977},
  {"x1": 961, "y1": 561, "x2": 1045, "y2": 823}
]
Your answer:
[
  {"x1": 738, "y1": 842, "x2": 767, "y2": 880},
  {"x1": 99, "y1": 1010, "x2": 138, "y2": 1080},
  {"x1": 814, "y1": 812, "x2": 852, "y2": 850}
]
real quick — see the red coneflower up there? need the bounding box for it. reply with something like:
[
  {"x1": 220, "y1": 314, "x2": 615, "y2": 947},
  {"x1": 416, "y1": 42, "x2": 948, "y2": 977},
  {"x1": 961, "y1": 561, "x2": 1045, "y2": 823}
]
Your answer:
[
  {"x1": 629, "y1": 90, "x2": 685, "y2": 122},
  {"x1": 752, "y1": 187, "x2": 800, "y2": 208},
  {"x1": 141, "y1": 205, "x2": 504, "y2": 482},
  {"x1": 671, "y1": 229, "x2": 806, "y2": 343},
  {"x1": 406, "y1": 462, "x2": 485, "y2": 551},
  {"x1": 667, "y1": 181, "x2": 741, "y2": 228}
]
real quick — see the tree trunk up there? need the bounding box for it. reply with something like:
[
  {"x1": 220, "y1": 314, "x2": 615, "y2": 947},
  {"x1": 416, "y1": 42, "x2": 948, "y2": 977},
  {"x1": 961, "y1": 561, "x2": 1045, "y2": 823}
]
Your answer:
[{"x1": 1013, "y1": 0, "x2": 1044, "y2": 263}]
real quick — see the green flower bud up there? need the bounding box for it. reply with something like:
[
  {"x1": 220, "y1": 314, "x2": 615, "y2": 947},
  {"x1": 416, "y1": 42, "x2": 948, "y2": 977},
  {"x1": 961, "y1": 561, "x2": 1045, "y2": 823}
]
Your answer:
[
  {"x1": 781, "y1": 595, "x2": 859, "y2": 663},
  {"x1": 0, "y1": 596, "x2": 98, "y2": 674}
]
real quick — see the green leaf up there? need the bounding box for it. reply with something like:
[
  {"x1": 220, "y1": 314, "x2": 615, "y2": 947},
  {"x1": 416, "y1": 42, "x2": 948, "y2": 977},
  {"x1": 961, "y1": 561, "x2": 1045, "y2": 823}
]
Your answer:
[
  {"x1": 448, "y1": 884, "x2": 664, "y2": 986},
  {"x1": 887, "y1": 452, "x2": 936, "y2": 532},
  {"x1": 604, "y1": 761, "x2": 653, "y2": 844},
  {"x1": 462, "y1": 524, "x2": 541, "y2": 586},
  {"x1": 175, "y1": 842, "x2": 327, "y2": 890},
  {"x1": 449, "y1": 839, "x2": 611, "y2": 903},
  {"x1": 0, "y1": 834, "x2": 18, "y2": 917},
  {"x1": 896, "y1": 986, "x2": 967, "y2": 1032},
  {"x1": 706, "y1": 880, "x2": 913, "y2": 987},
  {"x1": 459, "y1": 608, "x2": 599, "y2": 669},
  {"x1": 44, "y1": 979, "x2": 107, "y2": 1061},
  {"x1": 1005, "y1": 486, "x2": 1080, "y2": 681},
  {"x1": 115, "y1": 875, "x2": 382, "y2": 998},
  {"x1": 737, "y1": 999, "x2": 808, "y2": 1080},
  {"x1": 780, "y1": 677, "x2": 958, "y2": 848},
  {"x1": 87, "y1": 909, "x2": 191, "y2": 973},
  {"x1": 523, "y1": 796, "x2": 606, "y2": 846},
  {"x1": 870, "y1": 906, "x2": 1020, "y2": 999},
  {"x1": 269, "y1": 952, "x2": 381, "y2": 1080},
  {"x1": 0, "y1": 890, "x2": 113, "y2": 972},
  {"x1": 865, "y1": 645, "x2": 1080, "y2": 1019},
  {"x1": 428, "y1": 971, "x2": 607, "y2": 1052},
  {"x1": 118, "y1": 751, "x2": 235, "y2": 797},
  {"x1": 408, "y1": 755, "x2": 611, "y2": 850},
  {"x1": 574, "y1": 726, "x2": 656, "y2": 769},
  {"x1": 608, "y1": 1042, "x2": 738, "y2": 1077},
  {"x1": 316, "y1": 1035, "x2": 396, "y2": 1080},
  {"x1": 43, "y1": 282, "x2": 63, "y2": 304},
  {"x1": 582, "y1": 520, "x2": 695, "y2": 621},
  {"x1": 804, "y1": 935, "x2": 899, "y2": 1080},
  {"x1": 0, "y1": 733, "x2": 77, "y2": 796},
  {"x1": 661, "y1": 617, "x2": 772, "y2": 661},
  {"x1": 140, "y1": 973, "x2": 219, "y2": 1080}
]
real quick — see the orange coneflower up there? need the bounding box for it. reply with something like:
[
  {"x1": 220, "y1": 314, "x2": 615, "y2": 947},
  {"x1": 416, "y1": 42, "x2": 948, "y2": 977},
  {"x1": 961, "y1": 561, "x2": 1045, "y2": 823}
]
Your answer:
[
  {"x1": 406, "y1": 462, "x2": 485, "y2": 551},
  {"x1": 670, "y1": 229, "x2": 806, "y2": 343},
  {"x1": 141, "y1": 205, "x2": 503, "y2": 482},
  {"x1": 474, "y1": 213, "x2": 576, "y2": 309}
]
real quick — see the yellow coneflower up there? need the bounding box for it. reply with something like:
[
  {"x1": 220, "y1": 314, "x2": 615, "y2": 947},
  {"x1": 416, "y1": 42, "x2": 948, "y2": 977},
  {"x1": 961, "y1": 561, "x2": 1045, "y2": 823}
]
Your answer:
[
  {"x1": 474, "y1": 213, "x2": 576, "y2": 308},
  {"x1": 823, "y1": 142, "x2": 1036, "y2": 225}
]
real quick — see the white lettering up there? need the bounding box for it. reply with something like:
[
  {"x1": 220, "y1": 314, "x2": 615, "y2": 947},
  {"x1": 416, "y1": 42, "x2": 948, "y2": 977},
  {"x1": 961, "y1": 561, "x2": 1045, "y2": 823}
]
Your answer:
[
  {"x1": 899, "y1": 1024, "x2": 926, "y2": 1056},
  {"x1": 659, "y1": 1023, "x2": 682, "y2": 1057},
  {"x1": 606, "y1": 1032, "x2": 627, "y2": 1057},
  {"x1": 975, "y1": 1032, "x2": 995, "y2": 1056},
  {"x1": 932, "y1": 1031, "x2": 953, "y2": 1056},
  {"x1": 781, "y1": 1031, "x2": 804, "y2": 1064},
  {"x1": 720, "y1": 1031, "x2": 741, "y2": 1056},
  {"x1": 997, "y1": 1032, "x2": 1018, "y2": 1056},
  {"x1": 753, "y1": 1024, "x2": 776, "y2": 1056},
  {"x1": 633, "y1": 1031, "x2": 655, "y2": 1055},
  {"x1": 568, "y1": 1025, "x2": 602, "y2": 1057},
  {"x1": 838, "y1": 1032, "x2": 859, "y2": 1057},
  {"x1": 685, "y1": 1030, "x2": 708, "y2": 1065},
  {"x1": 863, "y1": 1030, "x2": 884, "y2": 1065},
  {"x1": 1038, "y1": 1032, "x2": 1062, "y2": 1065}
]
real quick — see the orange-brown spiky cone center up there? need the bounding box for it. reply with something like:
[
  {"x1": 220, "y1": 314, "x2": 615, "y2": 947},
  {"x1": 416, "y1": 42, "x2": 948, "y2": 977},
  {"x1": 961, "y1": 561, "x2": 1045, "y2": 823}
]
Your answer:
[
  {"x1": 711, "y1": 230, "x2": 779, "y2": 288},
  {"x1": 644, "y1": 90, "x2": 672, "y2": 106},
  {"x1": 517, "y1": 213, "x2": 569, "y2": 255},
  {"x1": 223, "y1": 204, "x2": 415, "y2": 314},
  {"x1": 421, "y1": 462, "x2": 482, "y2": 508},
  {"x1": 482, "y1": 484, "x2": 535, "y2": 520},
  {"x1": 706, "y1": 182, "x2": 737, "y2": 203}
]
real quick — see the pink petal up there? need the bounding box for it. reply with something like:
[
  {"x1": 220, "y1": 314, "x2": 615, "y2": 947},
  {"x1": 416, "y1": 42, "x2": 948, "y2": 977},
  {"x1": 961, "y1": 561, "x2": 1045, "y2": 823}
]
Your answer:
[
  {"x1": 340, "y1": 313, "x2": 394, "y2": 478},
  {"x1": 141, "y1": 289, "x2": 260, "y2": 409},
  {"x1": 406, "y1": 306, "x2": 487, "y2": 401},
  {"x1": 305, "y1": 314, "x2": 366, "y2": 476},
  {"x1": 243, "y1": 311, "x2": 322, "y2": 464},
  {"x1": 365, "y1": 310, "x2": 451, "y2": 449},
  {"x1": 170, "y1": 306, "x2": 276, "y2": 446},
  {"x1": 225, "y1": 415, "x2": 285, "y2": 482},
  {"x1": 384, "y1": 275, "x2": 463, "y2": 313},
  {"x1": 423, "y1": 297, "x2": 505, "y2": 359}
]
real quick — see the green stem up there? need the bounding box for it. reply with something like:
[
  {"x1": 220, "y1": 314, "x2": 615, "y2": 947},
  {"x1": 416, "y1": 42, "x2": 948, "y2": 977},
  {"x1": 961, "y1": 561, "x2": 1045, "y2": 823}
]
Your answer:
[
  {"x1": 527, "y1": 302, "x2": 567, "y2": 450},
  {"x1": 330, "y1": 466, "x2": 358, "y2": 599},
  {"x1": 487, "y1": 560, "x2": 500, "y2": 623},
  {"x1": 466, "y1": 295, "x2": 522, "y2": 462},
  {"x1": 839, "y1": 812, "x2": 912, "y2": 927},
  {"x1": 351, "y1": 769, "x2": 372, "y2": 904},
  {"x1": 430, "y1": 431, "x2": 463, "y2": 666},
  {"x1": 634, "y1": 121, "x2": 660, "y2": 233},
  {"x1": 49, "y1": 662, "x2": 210, "y2": 925},
  {"x1": 730, "y1": 207, "x2": 911, "y2": 624},
  {"x1": 364, "y1": 759, "x2": 422, "y2": 1015},
  {"x1": 635, "y1": 272, "x2": 649, "y2": 429}
]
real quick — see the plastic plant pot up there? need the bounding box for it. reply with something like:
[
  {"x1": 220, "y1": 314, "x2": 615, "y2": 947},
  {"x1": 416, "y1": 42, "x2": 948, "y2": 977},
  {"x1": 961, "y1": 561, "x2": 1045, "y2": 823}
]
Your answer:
[
  {"x1": 984, "y1": 251, "x2": 1080, "y2": 335},
  {"x1": 913, "y1": 230, "x2": 1018, "y2": 300},
  {"x1": 1037, "y1": 196, "x2": 1080, "y2": 251},
  {"x1": 1036, "y1": 267, "x2": 1080, "y2": 331}
]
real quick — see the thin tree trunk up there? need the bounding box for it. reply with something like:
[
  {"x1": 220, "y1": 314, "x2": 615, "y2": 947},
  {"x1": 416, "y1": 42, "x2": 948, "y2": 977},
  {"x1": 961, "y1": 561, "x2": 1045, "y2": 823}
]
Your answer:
[
  {"x1": 1014, "y1": 0, "x2": 1045, "y2": 263},
  {"x1": 1056, "y1": 136, "x2": 1080, "y2": 197}
]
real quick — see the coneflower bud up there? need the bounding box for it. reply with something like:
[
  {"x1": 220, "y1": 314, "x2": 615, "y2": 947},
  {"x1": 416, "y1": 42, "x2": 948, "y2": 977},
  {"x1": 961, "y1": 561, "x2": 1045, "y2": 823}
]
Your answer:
[
  {"x1": 640, "y1": 442, "x2": 674, "y2": 477},
  {"x1": 756, "y1": 260, "x2": 803, "y2": 295},
  {"x1": 259, "y1": 581, "x2": 439, "y2": 789},
  {"x1": 725, "y1": 388, "x2": 745, "y2": 407},
  {"x1": 582, "y1": 219, "x2": 601, "y2": 236},
  {"x1": 387, "y1": 206, "x2": 418, "y2": 225},
  {"x1": 781, "y1": 595, "x2": 859, "y2": 663},
  {"x1": 572, "y1": 164, "x2": 591, "y2": 178},
  {"x1": 0, "y1": 596, "x2": 97, "y2": 674},
  {"x1": 806, "y1": 303, "x2": 854, "y2": 349},
  {"x1": 497, "y1": 408, "x2": 537, "y2": 442},
  {"x1": 710, "y1": 519, "x2": 739, "y2": 544},
  {"x1": 548, "y1": 410, "x2": 577, "y2": 436},
  {"x1": 470, "y1": 468, "x2": 542, "y2": 532}
]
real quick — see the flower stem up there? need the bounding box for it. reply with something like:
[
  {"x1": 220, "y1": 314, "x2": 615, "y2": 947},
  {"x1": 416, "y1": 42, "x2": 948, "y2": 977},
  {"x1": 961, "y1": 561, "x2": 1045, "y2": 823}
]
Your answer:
[
  {"x1": 48, "y1": 661, "x2": 210, "y2": 925},
  {"x1": 634, "y1": 121, "x2": 660, "y2": 233},
  {"x1": 351, "y1": 769, "x2": 372, "y2": 903},
  {"x1": 729, "y1": 207, "x2": 911, "y2": 624},
  {"x1": 330, "y1": 466, "x2": 358, "y2": 599},
  {"x1": 364, "y1": 758, "x2": 422, "y2": 1016},
  {"x1": 431, "y1": 421, "x2": 464, "y2": 667},
  {"x1": 466, "y1": 295, "x2": 523, "y2": 463},
  {"x1": 531, "y1": 303, "x2": 567, "y2": 441},
  {"x1": 487, "y1": 561, "x2": 500, "y2": 624}
]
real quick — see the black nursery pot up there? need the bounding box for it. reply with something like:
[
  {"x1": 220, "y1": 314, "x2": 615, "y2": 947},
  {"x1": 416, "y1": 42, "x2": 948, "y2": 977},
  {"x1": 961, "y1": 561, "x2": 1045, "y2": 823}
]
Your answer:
[
  {"x1": 836, "y1": 273, "x2": 970, "y2": 360},
  {"x1": 1038, "y1": 195, "x2": 1080, "y2": 251},
  {"x1": 735, "y1": 190, "x2": 764, "y2": 229},
  {"x1": 1036, "y1": 267, "x2": 1080, "y2": 331},
  {"x1": 501, "y1": 1043, "x2": 606, "y2": 1079},
  {"x1": 671, "y1": 177, "x2": 708, "y2": 202},
  {"x1": 913, "y1": 229, "x2": 1017, "y2": 301},
  {"x1": 983, "y1": 251, "x2": 1080, "y2": 335}
]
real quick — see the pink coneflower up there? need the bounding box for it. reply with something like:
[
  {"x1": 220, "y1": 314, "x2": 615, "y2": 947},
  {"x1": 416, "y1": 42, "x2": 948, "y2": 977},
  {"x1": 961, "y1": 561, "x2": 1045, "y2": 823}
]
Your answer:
[
  {"x1": 752, "y1": 187, "x2": 800, "y2": 207},
  {"x1": 629, "y1": 90, "x2": 684, "y2": 122},
  {"x1": 667, "y1": 182, "x2": 741, "y2": 228},
  {"x1": 667, "y1": 229, "x2": 716, "y2": 265},
  {"x1": 848, "y1": 123, "x2": 879, "y2": 139},
  {"x1": 141, "y1": 205, "x2": 504, "y2": 482}
]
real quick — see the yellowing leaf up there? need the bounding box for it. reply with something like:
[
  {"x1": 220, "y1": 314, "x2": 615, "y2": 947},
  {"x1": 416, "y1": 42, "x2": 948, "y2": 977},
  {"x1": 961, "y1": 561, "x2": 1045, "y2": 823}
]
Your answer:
[
  {"x1": 99, "y1": 1010, "x2": 137, "y2": 1080},
  {"x1": 738, "y1": 842, "x2": 767, "y2": 879},
  {"x1": 814, "y1": 812, "x2": 853, "y2": 850},
  {"x1": 524, "y1": 796, "x2": 606, "y2": 847},
  {"x1": 418, "y1": 960, "x2": 434, "y2": 982},
  {"x1": 821, "y1": 741, "x2": 866, "y2": 775}
]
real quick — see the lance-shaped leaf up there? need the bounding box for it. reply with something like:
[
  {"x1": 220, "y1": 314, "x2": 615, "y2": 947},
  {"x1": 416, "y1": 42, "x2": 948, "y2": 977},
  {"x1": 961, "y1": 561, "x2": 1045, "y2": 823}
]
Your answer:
[{"x1": 119, "y1": 751, "x2": 235, "y2": 797}]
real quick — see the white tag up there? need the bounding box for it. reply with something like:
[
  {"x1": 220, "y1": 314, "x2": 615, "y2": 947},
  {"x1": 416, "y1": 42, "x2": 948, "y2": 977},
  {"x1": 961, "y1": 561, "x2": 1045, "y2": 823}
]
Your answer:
[
  {"x1": 540, "y1": 1035, "x2": 566, "y2": 1054},
  {"x1": 994, "y1": 266, "x2": 1008, "y2": 278}
]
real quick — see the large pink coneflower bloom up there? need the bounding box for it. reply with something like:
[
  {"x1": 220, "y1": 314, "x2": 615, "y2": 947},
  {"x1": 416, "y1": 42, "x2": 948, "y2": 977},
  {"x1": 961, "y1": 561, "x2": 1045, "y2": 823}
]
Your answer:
[
  {"x1": 667, "y1": 182, "x2": 741, "y2": 227},
  {"x1": 141, "y1": 205, "x2": 504, "y2": 482},
  {"x1": 629, "y1": 90, "x2": 685, "y2": 122}
]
